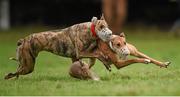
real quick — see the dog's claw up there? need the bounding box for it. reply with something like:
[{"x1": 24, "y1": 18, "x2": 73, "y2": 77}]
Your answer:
[
  {"x1": 160, "y1": 61, "x2": 171, "y2": 68},
  {"x1": 165, "y1": 61, "x2": 171, "y2": 65},
  {"x1": 164, "y1": 61, "x2": 171, "y2": 68}
]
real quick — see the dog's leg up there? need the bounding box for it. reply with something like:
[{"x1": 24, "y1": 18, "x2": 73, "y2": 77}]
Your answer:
[
  {"x1": 133, "y1": 51, "x2": 170, "y2": 68},
  {"x1": 89, "y1": 58, "x2": 96, "y2": 69},
  {"x1": 103, "y1": 49, "x2": 150, "y2": 69},
  {"x1": 71, "y1": 58, "x2": 79, "y2": 63},
  {"x1": 75, "y1": 38, "x2": 80, "y2": 59},
  {"x1": 114, "y1": 58, "x2": 151, "y2": 69},
  {"x1": 97, "y1": 51, "x2": 112, "y2": 71},
  {"x1": 127, "y1": 43, "x2": 170, "y2": 68},
  {"x1": 5, "y1": 59, "x2": 35, "y2": 80},
  {"x1": 5, "y1": 42, "x2": 36, "y2": 80},
  {"x1": 78, "y1": 51, "x2": 112, "y2": 71}
]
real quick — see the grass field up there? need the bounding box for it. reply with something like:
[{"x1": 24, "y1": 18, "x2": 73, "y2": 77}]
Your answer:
[{"x1": 0, "y1": 26, "x2": 180, "y2": 95}]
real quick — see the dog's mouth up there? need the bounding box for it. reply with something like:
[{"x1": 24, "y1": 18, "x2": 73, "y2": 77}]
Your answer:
[
  {"x1": 118, "y1": 47, "x2": 130, "y2": 60},
  {"x1": 104, "y1": 35, "x2": 111, "y2": 41},
  {"x1": 119, "y1": 53, "x2": 128, "y2": 60},
  {"x1": 97, "y1": 28, "x2": 112, "y2": 41},
  {"x1": 106, "y1": 33, "x2": 112, "y2": 40}
]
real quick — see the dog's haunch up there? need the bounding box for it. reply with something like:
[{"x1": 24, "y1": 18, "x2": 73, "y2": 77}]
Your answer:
[{"x1": 69, "y1": 61, "x2": 100, "y2": 81}]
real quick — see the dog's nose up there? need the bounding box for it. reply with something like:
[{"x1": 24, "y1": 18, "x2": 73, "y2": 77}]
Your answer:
[{"x1": 124, "y1": 53, "x2": 129, "y2": 56}]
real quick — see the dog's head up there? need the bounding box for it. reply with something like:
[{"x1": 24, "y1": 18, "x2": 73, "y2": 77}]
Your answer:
[
  {"x1": 109, "y1": 32, "x2": 130, "y2": 60},
  {"x1": 91, "y1": 16, "x2": 112, "y2": 41}
]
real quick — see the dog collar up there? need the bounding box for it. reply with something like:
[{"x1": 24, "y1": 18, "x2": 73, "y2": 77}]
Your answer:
[{"x1": 90, "y1": 23, "x2": 97, "y2": 37}]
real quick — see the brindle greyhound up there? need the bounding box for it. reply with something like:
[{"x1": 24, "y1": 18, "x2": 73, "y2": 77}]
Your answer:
[{"x1": 4, "y1": 16, "x2": 113, "y2": 79}]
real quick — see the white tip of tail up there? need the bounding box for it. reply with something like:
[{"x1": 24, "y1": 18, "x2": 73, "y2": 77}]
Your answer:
[{"x1": 9, "y1": 57, "x2": 18, "y2": 61}]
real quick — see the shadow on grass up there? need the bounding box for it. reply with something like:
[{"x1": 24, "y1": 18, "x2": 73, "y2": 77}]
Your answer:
[
  {"x1": 2, "y1": 75, "x2": 70, "y2": 82},
  {"x1": 101, "y1": 73, "x2": 131, "y2": 81}
]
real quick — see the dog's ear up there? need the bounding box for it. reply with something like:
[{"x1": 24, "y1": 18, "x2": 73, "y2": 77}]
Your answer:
[
  {"x1": 91, "y1": 17, "x2": 98, "y2": 25},
  {"x1": 120, "y1": 32, "x2": 125, "y2": 37},
  {"x1": 100, "y1": 14, "x2": 105, "y2": 20},
  {"x1": 110, "y1": 35, "x2": 116, "y2": 40}
]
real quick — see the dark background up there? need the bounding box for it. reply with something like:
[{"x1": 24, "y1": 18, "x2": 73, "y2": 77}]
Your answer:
[{"x1": 10, "y1": 0, "x2": 179, "y2": 27}]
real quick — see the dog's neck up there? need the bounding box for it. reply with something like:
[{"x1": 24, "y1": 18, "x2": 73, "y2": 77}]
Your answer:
[{"x1": 84, "y1": 23, "x2": 97, "y2": 38}]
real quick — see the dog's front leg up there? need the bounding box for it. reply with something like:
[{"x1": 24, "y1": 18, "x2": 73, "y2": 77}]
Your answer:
[
  {"x1": 127, "y1": 43, "x2": 170, "y2": 68},
  {"x1": 104, "y1": 51, "x2": 150, "y2": 69},
  {"x1": 78, "y1": 51, "x2": 111, "y2": 71},
  {"x1": 113, "y1": 58, "x2": 150, "y2": 69},
  {"x1": 89, "y1": 58, "x2": 96, "y2": 69}
]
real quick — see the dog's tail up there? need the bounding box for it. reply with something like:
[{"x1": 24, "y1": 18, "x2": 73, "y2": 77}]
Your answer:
[
  {"x1": 9, "y1": 57, "x2": 18, "y2": 62},
  {"x1": 9, "y1": 39, "x2": 24, "y2": 62}
]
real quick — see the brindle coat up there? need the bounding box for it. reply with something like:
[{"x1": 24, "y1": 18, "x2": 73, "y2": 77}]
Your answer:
[{"x1": 4, "y1": 17, "x2": 113, "y2": 79}]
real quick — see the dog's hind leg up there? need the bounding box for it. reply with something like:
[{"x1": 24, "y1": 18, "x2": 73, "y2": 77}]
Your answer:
[
  {"x1": 5, "y1": 58, "x2": 35, "y2": 80},
  {"x1": 71, "y1": 58, "x2": 80, "y2": 63},
  {"x1": 5, "y1": 41, "x2": 36, "y2": 80},
  {"x1": 5, "y1": 59, "x2": 35, "y2": 80},
  {"x1": 127, "y1": 43, "x2": 170, "y2": 68}
]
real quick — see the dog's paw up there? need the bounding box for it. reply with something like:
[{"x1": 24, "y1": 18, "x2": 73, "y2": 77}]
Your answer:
[
  {"x1": 161, "y1": 61, "x2": 171, "y2": 68},
  {"x1": 92, "y1": 77, "x2": 100, "y2": 81},
  {"x1": 90, "y1": 72, "x2": 100, "y2": 81},
  {"x1": 144, "y1": 59, "x2": 151, "y2": 64},
  {"x1": 4, "y1": 73, "x2": 16, "y2": 80}
]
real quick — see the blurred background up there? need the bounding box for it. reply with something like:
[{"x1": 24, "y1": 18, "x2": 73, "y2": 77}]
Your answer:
[{"x1": 0, "y1": 0, "x2": 179, "y2": 33}]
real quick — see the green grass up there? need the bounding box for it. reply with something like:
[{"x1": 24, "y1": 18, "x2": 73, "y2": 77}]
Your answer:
[{"x1": 0, "y1": 26, "x2": 180, "y2": 95}]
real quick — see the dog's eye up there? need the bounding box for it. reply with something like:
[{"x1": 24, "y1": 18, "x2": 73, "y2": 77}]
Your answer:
[
  {"x1": 117, "y1": 43, "x2": 120, "y2": 47},
  {"x1": 124, "y1": 42, "x2": 126, "y2": 45}
]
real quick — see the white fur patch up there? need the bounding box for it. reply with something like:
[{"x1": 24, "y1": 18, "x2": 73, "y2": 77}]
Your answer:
[
  {"x1": 144, "y1": 59, "x2": 151, "y2": 64},
  {"x1": 164, "y1": 62, "x2": 170, "y2": 66}
]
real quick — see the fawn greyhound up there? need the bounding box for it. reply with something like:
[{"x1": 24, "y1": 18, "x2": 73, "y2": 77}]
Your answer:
[
  {"x1": 68, "y1": 33, "x2": 170, "y2": 80},
  {"x1": 77, "y1": 33, "x2": 170, "y2": 71}
]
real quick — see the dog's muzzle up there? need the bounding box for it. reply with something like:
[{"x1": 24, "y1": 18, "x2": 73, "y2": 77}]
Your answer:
[
  {"x1": 119, "y1": 46, "x2": 130, "y2": 60},
  {"x1": 109, "y1": 41, "x2": 130, "y2": 60},
  {"x1": 97, "y1": 28, "x2": 112, "y2": 41}
]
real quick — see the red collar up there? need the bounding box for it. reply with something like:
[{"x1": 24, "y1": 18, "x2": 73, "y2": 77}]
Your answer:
[{"x1": 90, "y1": 23, "x2": 97, "y2": 37}]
